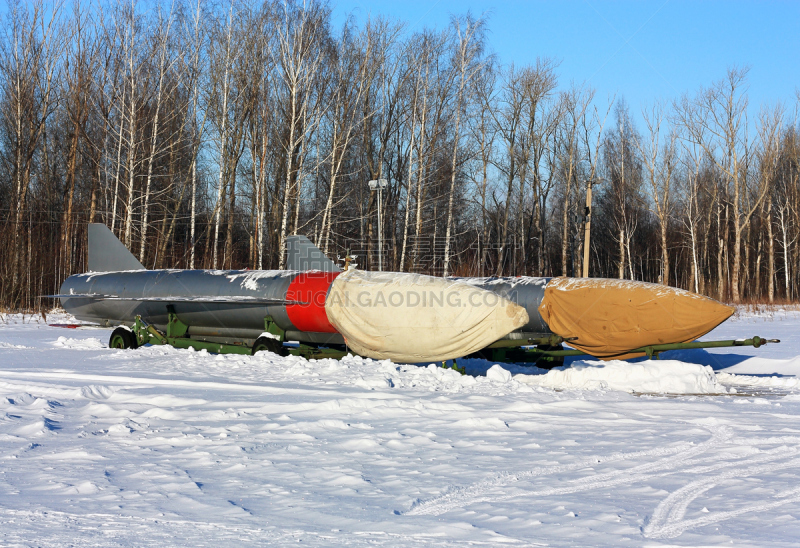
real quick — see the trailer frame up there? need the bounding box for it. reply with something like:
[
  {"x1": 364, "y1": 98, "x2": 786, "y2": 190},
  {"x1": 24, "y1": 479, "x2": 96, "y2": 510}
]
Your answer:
[
  {"x1": 128, "y1": 309, "x2": 348, "y2": 360},
  {"x1": 473, "y1": 335, "x2": 780, "y2": 366},
  {"x1": 122, "y1": 308, "x2": 780, "y2": 367}
]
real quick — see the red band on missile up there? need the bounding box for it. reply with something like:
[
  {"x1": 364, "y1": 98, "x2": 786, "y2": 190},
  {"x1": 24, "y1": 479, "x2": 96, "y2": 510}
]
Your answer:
[{"x1": 285, "y1": 272, "x2": 340, "y2": 333}]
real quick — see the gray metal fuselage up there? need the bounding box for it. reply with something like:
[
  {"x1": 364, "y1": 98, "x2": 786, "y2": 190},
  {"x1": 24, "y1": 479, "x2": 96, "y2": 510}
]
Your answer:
[{"x1": 60, "y1": 270, "x2": 296, "y2": 341}]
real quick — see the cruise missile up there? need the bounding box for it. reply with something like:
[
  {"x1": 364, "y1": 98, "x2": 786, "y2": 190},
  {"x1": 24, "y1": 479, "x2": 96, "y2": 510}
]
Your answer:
[{"x1": 53, "y1": 224, "x2": 736, "y2": 364}]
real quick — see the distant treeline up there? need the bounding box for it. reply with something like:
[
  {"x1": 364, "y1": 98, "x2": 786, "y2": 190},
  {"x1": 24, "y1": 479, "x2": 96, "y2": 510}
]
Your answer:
[{"x1": 1, "y1": 0, "x2": 798, "y2": 310}]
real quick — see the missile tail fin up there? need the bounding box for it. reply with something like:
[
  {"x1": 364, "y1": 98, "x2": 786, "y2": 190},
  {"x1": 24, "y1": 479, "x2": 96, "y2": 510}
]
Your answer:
[
  {"x1": 286, "y1": 235, "x2": 340, "y2": 272},
  {"x1": 88, "y1": 223, "x2": 146, "y2": 272}
]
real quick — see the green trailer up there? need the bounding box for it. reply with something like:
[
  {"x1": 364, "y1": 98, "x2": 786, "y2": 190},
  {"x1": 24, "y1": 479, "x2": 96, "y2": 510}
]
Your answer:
[{"x1": 109, "y1": 305, "x2": 780, "y2": 375}]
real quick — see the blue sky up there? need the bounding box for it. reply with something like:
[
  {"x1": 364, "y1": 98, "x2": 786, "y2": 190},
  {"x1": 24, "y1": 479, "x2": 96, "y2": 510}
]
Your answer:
[{"x1": 331, "y1": 0, "x2": 800, "y2": 125}]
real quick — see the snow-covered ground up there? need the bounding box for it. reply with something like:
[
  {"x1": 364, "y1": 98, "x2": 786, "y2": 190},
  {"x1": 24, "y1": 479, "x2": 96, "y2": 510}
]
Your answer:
[{"x1": 0, "y1": 308, "x2": 799, "y2": 546}]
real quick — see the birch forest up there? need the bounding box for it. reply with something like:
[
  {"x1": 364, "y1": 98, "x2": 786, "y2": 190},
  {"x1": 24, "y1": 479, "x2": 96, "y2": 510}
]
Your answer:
[{"x1": 2, "y1": 0, "x2": 799, "y2": 311}]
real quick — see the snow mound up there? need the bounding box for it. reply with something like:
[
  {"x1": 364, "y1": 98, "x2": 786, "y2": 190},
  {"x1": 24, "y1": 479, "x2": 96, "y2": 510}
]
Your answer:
[
  {"x1": 1, "y1": 310, "x2": 86, "y2": 326},
  {"x1": 80, "y1": 385, "x2": 117, "y2": 400},
  {"x1": 486, "y1": 364, "x2": 513, "y2": 383},
  {"x1": 52, "y1": 336, "x2": 106, "y2": 350},
  {"x1": 514, "y1": 359, "x2": 728, "y2": 394},
  {"x1": 0, "y1": 341, "x2": 29, "y2": 349},
  {"x1": 712, "y1": 356, "x2": 800, "y2": 377},
  {"x1": 716, "y1": 371, "x2": 800, "y2": 390}
]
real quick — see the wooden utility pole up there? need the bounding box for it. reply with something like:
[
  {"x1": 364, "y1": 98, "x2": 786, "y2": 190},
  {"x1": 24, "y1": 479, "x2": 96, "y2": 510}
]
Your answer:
[{"x1": 582, "y1": 179, "x2": 595, "y2": 277}]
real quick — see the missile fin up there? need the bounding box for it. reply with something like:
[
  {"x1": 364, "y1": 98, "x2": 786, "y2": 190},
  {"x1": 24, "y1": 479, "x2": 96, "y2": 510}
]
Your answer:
[
  {"x1": 286, "y1": 235, "x2": 340, "y2": 272},
  {"x1": 88, "y1": 224, "x2": 146, "y2": 272}
]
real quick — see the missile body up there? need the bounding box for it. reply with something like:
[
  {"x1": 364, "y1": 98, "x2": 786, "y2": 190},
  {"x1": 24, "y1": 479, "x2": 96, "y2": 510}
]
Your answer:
[
  {"x1": 58, "y1": 269, "x2": 542, "y2": 351},
  {"x1": 60, "y1": 270, "x2": 732, "y2": 361},
  {"x1": 60, "y1": 270, "x2": 343, "y2": 345},
  {"x1": 56, "y1": 224, "x2": 734, "y2": 362}
]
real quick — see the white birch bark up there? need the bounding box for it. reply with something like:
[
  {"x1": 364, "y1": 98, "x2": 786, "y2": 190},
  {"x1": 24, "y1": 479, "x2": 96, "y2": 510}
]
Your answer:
[
  {"x1": 139, "y1": 8, "x2": 174, "y2": 263},
  {"x1": 123, "y1": 14, "x2": 137, "y2": 249},
  {"x1": 212, "y1": 8, "x2": 233, "y2": 269},
  {"x1": 443, "y1": 17, "x2": 483, "y2": 277}
]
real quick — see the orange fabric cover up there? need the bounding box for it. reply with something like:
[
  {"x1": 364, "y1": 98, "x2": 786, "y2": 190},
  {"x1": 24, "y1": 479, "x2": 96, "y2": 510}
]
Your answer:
[{"x1": 538, "y1": 278, "x2": 734, "y2": 359}]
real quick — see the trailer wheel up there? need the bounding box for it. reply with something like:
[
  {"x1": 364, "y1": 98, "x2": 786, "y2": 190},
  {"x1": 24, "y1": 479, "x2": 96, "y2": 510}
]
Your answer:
[
  {"x1": 252, "y1": 336, "x2": 287, "y2": 356},
  {"x1": 109, "y1": 327, "x2": 138, "y2": 350}
]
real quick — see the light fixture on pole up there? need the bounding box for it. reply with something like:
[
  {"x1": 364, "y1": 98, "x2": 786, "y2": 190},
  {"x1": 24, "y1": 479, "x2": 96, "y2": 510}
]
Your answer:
[{"x1": 368, "y1": 179, "x2": 388, "y2": 271}]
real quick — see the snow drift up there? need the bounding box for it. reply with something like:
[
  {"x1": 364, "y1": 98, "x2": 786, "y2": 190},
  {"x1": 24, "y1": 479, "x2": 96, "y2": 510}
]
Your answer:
[{"x1": 513, "y1": 359, "x2": 728, "y2": 394}]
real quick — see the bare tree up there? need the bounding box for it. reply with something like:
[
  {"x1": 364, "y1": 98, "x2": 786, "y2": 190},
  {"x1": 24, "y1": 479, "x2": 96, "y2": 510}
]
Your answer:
[
  {"x1": 208, "y1": 4, "x2": 236, "y2": 269},
  {"x1": 676, "y1": 67, "x2": 771, "y2": 302},
  {"x1": 755, "y1": 103, "x2": 784, "y2": 302},
  {"x1": 0, "y1": 1, "x2": 63, "y2": 304},
  {"x1": 635, "y1": 101, "x2": 677, "y2": 284},
  {"x1": 465, "y1": 60, "x2": 496, "y2": 275},
  {"x1": 60, "y1": 1, "x2": 98, "y2": 278},
  {"x1": 517, "y1": 58, "x2": 558, "y2": 276},
  {"x1": 318, "y1": 18, "x2": 382, "y2": 256},
  {"x1": 185, "y1": 0, "x2": 207, "y2": 269},
  {"x1": 442, "y1": 13, "x2": 485, "y2": 277},
  {"x1": 491, "y1": 64, "x2": 526, "y2": 275},
  {"x1": 274, "y1": 0, "x2": 329, "y2": 269},
  {"x1": 138, "y1": 2, "x2": 177, "y2": 264},
  {"x1": 556, "y1": 86, "x2": 593, "y2": 276}
]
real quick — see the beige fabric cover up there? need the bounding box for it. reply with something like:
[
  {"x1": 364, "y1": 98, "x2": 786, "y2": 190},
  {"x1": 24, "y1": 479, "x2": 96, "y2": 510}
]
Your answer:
[
  {"x1": 538, "y1": 278, "x2": 734, "y2": 359},
  {"x1": 325, "y1": 270, "x2": 529, "y2": 363}
]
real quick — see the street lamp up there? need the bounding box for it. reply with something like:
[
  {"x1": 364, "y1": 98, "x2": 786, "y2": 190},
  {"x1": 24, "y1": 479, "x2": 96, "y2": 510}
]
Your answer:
[{"x1": 368, "y1": 179, "x2": 388, "y2": 271}]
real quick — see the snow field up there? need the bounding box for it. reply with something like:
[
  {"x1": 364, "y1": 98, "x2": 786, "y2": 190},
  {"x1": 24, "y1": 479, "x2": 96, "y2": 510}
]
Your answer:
[{"x1": 0, "y1": 310, "x2": 798, "y2": 546}]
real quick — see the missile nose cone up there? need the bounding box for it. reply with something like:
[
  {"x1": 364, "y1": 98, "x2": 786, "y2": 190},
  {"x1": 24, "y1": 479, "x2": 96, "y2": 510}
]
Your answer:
[
  {"x1": 325, "y1": 270, "x2": 529, "y2": 363},
  {"x1": 537, "y1": 278, "x2": 734, "y2": 358}
]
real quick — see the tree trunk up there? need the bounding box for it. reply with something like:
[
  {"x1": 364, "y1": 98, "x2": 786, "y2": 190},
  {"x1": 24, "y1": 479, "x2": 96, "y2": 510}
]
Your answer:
[
  {"x1": 111, "y1": 91, "x2": 125, "y2": 235},
  {"x1": 497, "y1": 149, "x2": 516, "y2": 276},
  {"x1": 442, "y1": 93, "x2": 463, "y2": 277},
  {"x1": 767, "y1": 198, "x2": 774, "y2": 303},
  {"x1": 124, "y1": 78, "x2": 137, "y2": 249},
  {"x1": 661, "y1": 219, "x2": 668, "y2": 285}
]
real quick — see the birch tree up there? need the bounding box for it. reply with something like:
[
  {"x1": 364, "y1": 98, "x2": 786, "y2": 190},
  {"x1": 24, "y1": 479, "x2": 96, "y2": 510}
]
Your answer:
[
  {"x1": 275, "y1": 1, "x2": 328, "y2": 269},
  {"x1": 442, "y1": 14, "x2": 485, "y2": 277},
  {"x1": 635, "y1": 102, "x2": 677, "y2": 284},
  {"x1": 139, "y1": 3, "x2": 176, "y2": 264},
  {"x1": 184, "y1": 0, "x2": 206, "y2": 269},
  {"x1": 676, "y1": 67, "x2": 770, "y2": 303}
]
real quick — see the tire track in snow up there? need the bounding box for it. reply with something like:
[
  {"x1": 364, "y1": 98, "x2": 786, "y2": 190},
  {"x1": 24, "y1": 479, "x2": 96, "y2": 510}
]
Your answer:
[
  {"x1": 644, "y1": 486, "x2": 800, "y2": 540},
  {"x1": 643, "y1": 446, "x2": 800, "y2": 539},
  {"x1": 652, "y1": 447, "x2": 799, "y2": 526},
  {"x1": 406, "y1": 426, "x2": 732, "y2": 516},
  {"x1": 0, "y1": 507, "x2": 522, "y2": 547},
  {"x1": 0, "y1": 370, "x2": 398, "y2": 399}
]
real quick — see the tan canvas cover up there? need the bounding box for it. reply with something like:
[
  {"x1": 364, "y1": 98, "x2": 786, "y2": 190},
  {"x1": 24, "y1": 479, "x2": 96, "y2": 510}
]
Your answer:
[
  {"x1": 325, "y1": 270, "x2": 529, "y2": 363},
  {"x1": 538, "y1": 278, "x2": 734, "y2": 359}
]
